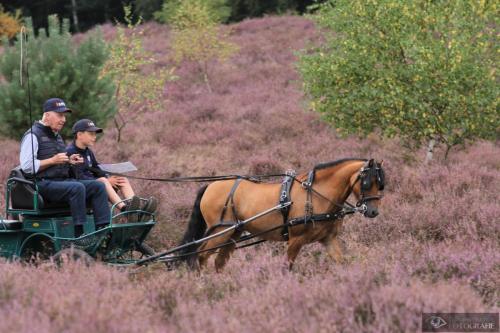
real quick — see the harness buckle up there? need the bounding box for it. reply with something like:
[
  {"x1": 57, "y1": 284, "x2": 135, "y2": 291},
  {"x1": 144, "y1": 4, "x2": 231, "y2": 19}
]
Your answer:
[
  {"x1": 356, "y1": 204, "x2": 367, "y2": 214},
  {"x1": 305, "y1": 201, "x2": 313, "y2": 216}
]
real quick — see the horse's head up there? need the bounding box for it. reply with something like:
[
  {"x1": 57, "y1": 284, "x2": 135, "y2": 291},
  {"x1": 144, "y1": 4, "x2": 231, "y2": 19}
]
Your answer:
[{"x1": 351, "y1": 159, "x2": 385, "y2": 218}]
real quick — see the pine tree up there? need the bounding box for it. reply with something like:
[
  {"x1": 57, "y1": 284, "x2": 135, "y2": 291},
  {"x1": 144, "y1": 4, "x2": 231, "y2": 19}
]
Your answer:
[{"x1": 0, "y1": 15, "x2": 116, "y2": 139}]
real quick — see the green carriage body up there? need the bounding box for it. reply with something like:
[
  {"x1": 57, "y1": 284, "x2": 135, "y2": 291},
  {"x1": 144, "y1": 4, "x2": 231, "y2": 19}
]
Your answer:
[{"x1": 0, "y1": 171, "x2": 156, "y2": 265}]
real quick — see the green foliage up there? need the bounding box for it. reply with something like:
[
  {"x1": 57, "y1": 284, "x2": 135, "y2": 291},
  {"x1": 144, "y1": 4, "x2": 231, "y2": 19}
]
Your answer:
[
  {"x1": 298, "y1": 0, "x2": 499, "y2": 158},
  {"x1": 155, "y1": 0, "x2": 231, "y2": 24},
  {"x1": 0, "y1": 15, "x2": 115, "y2": 139},
  {"x1": 162, "y1": 0, "x2": 238, "y2": 92},
  {"x1": 101, "y1": 5, "x2": 175, "y2": 142}
]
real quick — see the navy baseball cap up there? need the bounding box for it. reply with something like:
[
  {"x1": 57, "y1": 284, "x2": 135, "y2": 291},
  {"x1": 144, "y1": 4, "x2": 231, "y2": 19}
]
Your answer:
[
  {"x1": 43, "y1": 98, "x2": 72, "y2": 113},
  {"x1": 72, "y1": 119, "x2": 103, "y2": 134}
]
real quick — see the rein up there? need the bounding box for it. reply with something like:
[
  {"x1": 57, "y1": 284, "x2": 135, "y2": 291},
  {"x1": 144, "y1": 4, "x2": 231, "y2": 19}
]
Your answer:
[{"x1": 90, "y1": 166, "x2": 287, "y2": 183}]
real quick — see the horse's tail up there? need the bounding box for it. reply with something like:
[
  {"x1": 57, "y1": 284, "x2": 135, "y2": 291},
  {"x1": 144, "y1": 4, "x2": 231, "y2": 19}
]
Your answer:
[{"x1": 178, "y1": 184, "x2": 208, "y2": 269}]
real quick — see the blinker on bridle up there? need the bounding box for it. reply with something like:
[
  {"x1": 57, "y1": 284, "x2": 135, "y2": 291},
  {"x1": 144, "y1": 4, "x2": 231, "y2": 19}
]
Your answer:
[{"x1": 356, "y1": 162, "x2": 385, "y2": 209}]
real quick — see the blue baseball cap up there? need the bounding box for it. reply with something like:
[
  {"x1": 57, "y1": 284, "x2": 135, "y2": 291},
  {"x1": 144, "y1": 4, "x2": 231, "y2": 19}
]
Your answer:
[
  {"x1": 43, "y1": 98, "x2": 72, "y2": 113},
  {"x1": 72, "y1": 119, "x2": 103, "y2": 134}
]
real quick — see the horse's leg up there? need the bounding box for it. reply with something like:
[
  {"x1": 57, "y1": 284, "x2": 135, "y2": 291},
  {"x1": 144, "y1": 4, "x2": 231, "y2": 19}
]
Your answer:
[
  {"x1": 197, "y1": 242, "x2": 216, "y2": 269},
  {"x1": 321, "y1": 221, "x2": 344, "y2": 264},
  {"x1": 321, "y1": 234, "x2": 344, "y2": 264},
  {"x1": 287, "y1": 236, "x2": 307, "y2": 271},
  {"x1": 197, "y1": 227, "x2": 237, "y2": 270},
  {"x1": 214, "y1": 231, "x2": 242, "y2": 272}
]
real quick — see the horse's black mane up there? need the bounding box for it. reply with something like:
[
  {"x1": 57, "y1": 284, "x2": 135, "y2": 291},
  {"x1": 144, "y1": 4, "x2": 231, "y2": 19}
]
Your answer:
[{"x1": 313, "y1": 158, "x2": 367, "y2": 171}]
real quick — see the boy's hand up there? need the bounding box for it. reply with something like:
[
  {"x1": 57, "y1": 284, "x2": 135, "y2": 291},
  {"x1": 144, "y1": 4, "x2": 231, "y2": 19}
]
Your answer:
[
  {"x1": 108, "y1": 176, "x2": 126, "y2": 187},
  {"x1": 108, "y1": 175, "x2": 118, "y2": 187},
  {"x1": 68, "y1": 154, "x2": 84, "y2": 165}
]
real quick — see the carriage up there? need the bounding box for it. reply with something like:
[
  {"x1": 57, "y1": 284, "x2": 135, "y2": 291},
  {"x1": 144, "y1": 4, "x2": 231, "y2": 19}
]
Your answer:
[{"x1": 0, "y1": 167, "x2": 157, "y2": 265}]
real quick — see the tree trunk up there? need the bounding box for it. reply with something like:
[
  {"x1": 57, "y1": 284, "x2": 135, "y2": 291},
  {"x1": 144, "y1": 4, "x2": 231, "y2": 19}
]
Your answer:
[
  {"x1": 425, "y1": 138, "x2": 436, "y2": 164},
  {"x1": 444, "y1": 144, "x2": 453, "y2": 160},
  {"x1": 201, "y1": 61, "x2": 212, "y2": 93},
  {"x1": 70, "y1": 0, "x2": 80, "y2": 32}
]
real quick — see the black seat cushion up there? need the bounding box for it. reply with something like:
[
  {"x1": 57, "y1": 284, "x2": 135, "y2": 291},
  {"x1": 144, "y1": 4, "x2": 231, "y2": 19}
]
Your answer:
[{"x1": 9, "y1": 166, "x2": 70, "y2": 210}]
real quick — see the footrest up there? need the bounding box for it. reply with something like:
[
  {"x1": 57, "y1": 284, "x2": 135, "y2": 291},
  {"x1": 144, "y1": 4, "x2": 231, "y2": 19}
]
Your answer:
[{"x1": 0, "y1": 219, "x2": 23, "y2": 231}]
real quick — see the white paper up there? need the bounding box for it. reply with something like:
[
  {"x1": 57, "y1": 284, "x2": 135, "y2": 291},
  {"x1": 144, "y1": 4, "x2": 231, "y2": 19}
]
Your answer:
[{"x1": 98, "y1": 161, "x2": 138, "y2": 174}]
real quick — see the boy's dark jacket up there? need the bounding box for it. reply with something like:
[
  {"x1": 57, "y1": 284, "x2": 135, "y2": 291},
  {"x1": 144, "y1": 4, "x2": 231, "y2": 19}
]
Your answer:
[{"x1": 66, "y1": 142, "x2": 107, "y2": 180}]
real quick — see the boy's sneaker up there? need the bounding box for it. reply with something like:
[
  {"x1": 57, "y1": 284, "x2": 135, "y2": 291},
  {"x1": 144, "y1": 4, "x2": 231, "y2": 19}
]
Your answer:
[
  {"x1": 140, "y1": 197, "x2": 158, "y2": 222},
  {"x1": 124, "y1": 195, "x2": 141, "y2": 223}
]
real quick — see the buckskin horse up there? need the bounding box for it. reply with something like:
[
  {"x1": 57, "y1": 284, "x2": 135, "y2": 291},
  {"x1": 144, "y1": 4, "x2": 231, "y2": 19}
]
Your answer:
[{"x1": 179, "y1": 158, "x2": 385, "y2": 271}]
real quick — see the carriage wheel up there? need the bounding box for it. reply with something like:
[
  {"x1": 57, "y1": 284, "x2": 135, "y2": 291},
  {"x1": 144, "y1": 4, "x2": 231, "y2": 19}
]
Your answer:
[
  {"x1": 112, "y1": 242, "x2": 156, "y2": 264},
  {"x1": 20, "y1": 235, "x2": 55, "y2": 264},
  {"x1": 52, "y1": 247, "x2": 95, "y2": 267},
  {"x1": 135, "y1": 243, "x2": 176, "y2": 270}
]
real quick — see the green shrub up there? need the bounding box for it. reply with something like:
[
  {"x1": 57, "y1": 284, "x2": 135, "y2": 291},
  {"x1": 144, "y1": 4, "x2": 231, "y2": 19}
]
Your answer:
[
  {"x1": 0, "y1": 15, "x2": 115, "y2": 139},
  {"x1": 298, "y1": 0, "x2": 498, "y2": 161}
]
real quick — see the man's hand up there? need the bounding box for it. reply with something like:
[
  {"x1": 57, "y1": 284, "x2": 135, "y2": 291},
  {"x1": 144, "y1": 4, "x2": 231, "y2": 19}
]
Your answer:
[
  {"x1": 68, "y1": 154, "x2": 84, "y2": 165},
  {"x1": 51, "y1": 153, "x2": 70, "y2": 165}
]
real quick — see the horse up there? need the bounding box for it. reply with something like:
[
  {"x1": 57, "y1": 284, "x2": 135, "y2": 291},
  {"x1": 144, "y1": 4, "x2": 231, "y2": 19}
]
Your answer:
[{"x1": 178, "y1": 158, "x2": 385, "y2": 271}]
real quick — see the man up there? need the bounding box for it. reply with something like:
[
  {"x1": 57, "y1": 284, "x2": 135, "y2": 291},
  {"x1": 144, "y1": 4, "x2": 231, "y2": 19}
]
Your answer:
[
  {"x1": 66, "y1": 118, "x2": 157, "y2": 222},
  {"x1": 19, "y1": 98, "x2": 111, "y2": 231}
]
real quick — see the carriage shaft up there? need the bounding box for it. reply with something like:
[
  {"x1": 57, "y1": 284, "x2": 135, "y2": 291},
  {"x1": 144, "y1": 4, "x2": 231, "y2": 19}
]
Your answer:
[{"x1": 135, "y1": 202, "x2": 291, "y2": 266}]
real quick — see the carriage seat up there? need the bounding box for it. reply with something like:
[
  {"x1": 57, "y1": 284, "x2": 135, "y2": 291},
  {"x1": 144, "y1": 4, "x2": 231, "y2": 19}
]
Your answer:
[{"x1": 8, "y1": 166, "x2": 70, "y2": 211}]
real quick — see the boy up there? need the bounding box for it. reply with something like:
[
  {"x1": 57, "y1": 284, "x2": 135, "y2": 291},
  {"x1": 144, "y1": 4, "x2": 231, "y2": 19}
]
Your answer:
[{"x1": 67, "y1": 119, "x2": 157, "y2": 222}]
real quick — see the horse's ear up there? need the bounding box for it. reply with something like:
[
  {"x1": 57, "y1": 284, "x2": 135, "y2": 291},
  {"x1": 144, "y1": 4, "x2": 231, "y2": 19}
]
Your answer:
[
  {"x1": 379, "y1": 160, "x2": 384, "y2": 166},
  {"x1": 368, "y1": 159, "x2": 374, "y2": 167}
]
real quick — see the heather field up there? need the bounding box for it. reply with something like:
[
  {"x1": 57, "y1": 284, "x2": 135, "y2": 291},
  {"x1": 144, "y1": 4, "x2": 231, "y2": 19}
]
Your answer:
[{"x1": 0, "y1": 16, "x2": 499, "y2": 333}]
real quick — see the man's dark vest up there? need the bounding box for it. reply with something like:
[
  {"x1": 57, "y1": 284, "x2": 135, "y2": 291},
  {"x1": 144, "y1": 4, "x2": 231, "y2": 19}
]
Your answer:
[{"x1": 22, "y1": 122, "x2": 70, "y2": 179}]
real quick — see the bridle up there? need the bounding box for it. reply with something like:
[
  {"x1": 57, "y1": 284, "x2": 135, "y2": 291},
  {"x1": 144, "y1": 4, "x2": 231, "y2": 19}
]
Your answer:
[{"x1": 296, "y1": 160, "x2": 385, "y2": 217}]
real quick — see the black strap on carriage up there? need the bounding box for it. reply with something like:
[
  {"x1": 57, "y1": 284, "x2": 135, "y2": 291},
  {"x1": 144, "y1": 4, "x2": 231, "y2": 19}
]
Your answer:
[{"x1": 279, "y1": 170, "x2": 295, "y2": 240}]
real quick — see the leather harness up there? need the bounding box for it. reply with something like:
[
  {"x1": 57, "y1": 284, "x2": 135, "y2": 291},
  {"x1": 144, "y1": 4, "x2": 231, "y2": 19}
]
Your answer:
[
  {"x1": 201, "y1": 161, "x2": 384, "y2": 242},
  {"x1": 279, "y1": 170, "x2": 296, "y2": 240},
  {"x1": 279, "y1": 169, "x2": 344, "y2": 241},
  {"x1": 202, "y1": 178, "x2": 243, "y2": 238}
]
